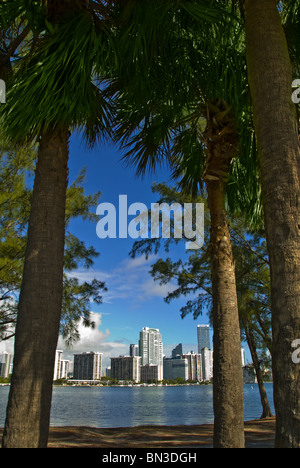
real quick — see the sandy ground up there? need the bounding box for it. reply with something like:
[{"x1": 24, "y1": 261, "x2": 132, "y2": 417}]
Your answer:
[
  {"x1": 0, "y1": 417, "x2": 275, "y2": 448},
  {"x1": 42, "y1": 417, "x2": 275, "y2": 448}
]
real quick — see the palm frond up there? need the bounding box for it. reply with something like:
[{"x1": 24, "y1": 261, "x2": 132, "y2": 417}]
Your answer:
[{"x1": 1, "y1": 7, "x2": 115, "y2": 144}]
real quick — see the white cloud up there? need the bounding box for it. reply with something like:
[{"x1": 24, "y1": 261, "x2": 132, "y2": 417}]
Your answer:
[
  {"x1": 68, "y1": 254, "x2": 176, "y2": 307},
  {"x1": 57, "y1": 312, "x2": 128, "y2": 370}
]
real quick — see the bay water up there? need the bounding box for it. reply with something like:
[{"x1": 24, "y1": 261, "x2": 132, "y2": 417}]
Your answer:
[{"x1": 0, "y1": 383, "x2": 274, "y2": 428}]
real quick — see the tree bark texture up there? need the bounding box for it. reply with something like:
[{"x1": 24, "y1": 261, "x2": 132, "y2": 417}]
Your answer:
[
  {"x1": 204, "y1": 100, "x2": 245, "y2": 448},
  {"x1": 2, "y1": 128, "x2": 69, "y2": 448},
  {"x1": 245, "y1": 0, "x2": 300, "y2": 448},
  {"x1": 207, "y1": 179, "x2": 245, "y2": 448}
]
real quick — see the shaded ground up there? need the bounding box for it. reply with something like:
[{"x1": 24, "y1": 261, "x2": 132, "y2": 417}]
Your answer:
[
  {"x1": 0, "y1": 418, "x2": 275, "y2": 448},
  {"x1": 44, "y1": 417, "x2": 275, "y2": 448}
]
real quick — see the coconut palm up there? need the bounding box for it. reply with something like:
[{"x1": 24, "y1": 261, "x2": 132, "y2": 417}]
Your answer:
[
  {"x1": 110, "y1": 0, "x2": 258, "y2": 448},
  {"x1": 1, "y1": 1, "x2": 114, "y2": 448},
  {"x1": 244, "y1": 0, "x2": 300, "y2": 447}
]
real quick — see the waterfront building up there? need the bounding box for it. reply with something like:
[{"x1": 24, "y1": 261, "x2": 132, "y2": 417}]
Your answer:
[
  {"x1": 73, "y1": 352, "x2": 102, "y2": 381},
  {"x1": 0, "y1": 352, "x2": 12, "y2": 379},
  {"x1": 140, "y1": 364, "x2": 162, "y2": 382},
  {"x1": 201, "y1": 347, "x2": 213, "y2": 381},
  {"x1": 139, "y1": 327, "x2": 163, "y2": 379},
  {"x1": 163, "y1": 356, "x2": 189, "y2": 381},
  {"x1": 54, "y1": 350, "x2": 62, "y2": 380},
  {"x1": 197, "y1": 325, "x2": 211, "y2": 353},
  {"x1": 171, "y1": 343, "x2": 183, "y2": 358},
  {"x1": 54, "y1": 350, "x2": 71, "y2": 380},
  {"x1": 129, "y1": 344, "x2": 138, "y2": 357},
  {"x1": 182, "y1": 352, "x2": 202, "y2": 381},
  {"x1": 110, "y1": 356, "x2": 141, "y2": 382}
]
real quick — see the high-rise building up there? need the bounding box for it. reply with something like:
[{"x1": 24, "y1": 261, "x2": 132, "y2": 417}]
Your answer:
[
  {"x1": 73, "y1": 352, "x2": 102, "y2": 381},
  {"x1": 163, "y1": 356, "x2": 189, "y2": 381},
  {"x1": 139, "y1": 327, "x2": 163, "y2": 380},
  {"x1": 111, "y1": 356, "x2": 141, "y2": 382},
  {"x1": 182, "y1": 352, "x2": 202, "y2": 381},
  {"x1": 129, "y1": 344, "x2": 138, "y2": 357},
  {"x1": 197, "y1": 325, "x2": 210, "y2": 353},
  {"x1": 0, "y1": 352, "x2": 12, "y2": 379},
  {"x1": 201, "y1": 347, "x2": 213, "y2": 381},
  {"x1": 140, "y1": 364, "x2": 162, "y2": 382},
  {"x1": 171, "y1": 343, "x2": 183, "y2": 358},
  {"x1": 54, "y1": 350, "x2": 63, "y2": 380}
]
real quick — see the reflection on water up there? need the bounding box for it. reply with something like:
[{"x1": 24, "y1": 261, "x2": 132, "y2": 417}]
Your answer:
[{"x1": 0, "y1": 384, "x2": 274, "y2": 428}]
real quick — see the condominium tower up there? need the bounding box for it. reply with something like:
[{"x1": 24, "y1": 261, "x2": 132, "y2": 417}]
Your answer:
[
  {"x1": 139, "y1": 327, "x2": 163, "y2": 380},
  {"x1": 0, "y1": 352, "x2": 12, "y2": 379},
  {"x1": 197, "y1": 324, "x2": 211, "y2": 353},
  {"x1": 73, "y1": 352, "x2": 102, "y2": 381}
]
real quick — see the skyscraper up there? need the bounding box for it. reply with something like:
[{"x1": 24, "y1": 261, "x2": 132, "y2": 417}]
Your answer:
[
  {"x1": 111, "y1": 356, "x2": 141, "y2": 382},
  {"x1": 197, "y1": 324, "x2": 210, "y2": 353},
  {"x1": 201, "y1": 347, "x2": 213, "y2": 381},
  {"x1": 139, "y1": 327, "x2": 163, "y2": 379},
  {"x1": 129, "y1": 344, "x2": 138, "y2": 357},
  {"x1": 172, "y1": 343, "x2": 183, "y2": 358},
  {"x1": 73, "y1": 352, "x2": 102, "y2": 381},
  {"x1": 0, "y1": 353, "x2": 12, "y2": 379}
]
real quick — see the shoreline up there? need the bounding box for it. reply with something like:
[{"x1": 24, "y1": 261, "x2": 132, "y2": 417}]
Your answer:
[{"x1": 0, "y1": 417, "x2": 276, "y2": 448}]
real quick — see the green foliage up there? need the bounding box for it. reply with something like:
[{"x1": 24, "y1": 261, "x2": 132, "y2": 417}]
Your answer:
[
  {"x1": 110, "y1": 1, "x2": 262, "y2": 227},
  {"x1": 0, "y1": 140, "x2": 106, "y2": 346},
  {"x1": 131, "y1": 183, "x2": 271, "y2": 355}
]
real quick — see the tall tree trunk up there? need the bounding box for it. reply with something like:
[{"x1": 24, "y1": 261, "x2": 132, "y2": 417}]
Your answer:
[
  {"x1": 245, "y1": 0, "x2": 300, "y2": 448},
  {"x1": 244, "y1": 323, "x2": 273, "y2": 419},
  {"x1": 204, "y1": 100, "x2": 245, "y2": 448},
  {"x1": 2, "y1": 127, "x2": 69, "y2": 448},
  {"x1": 207, "y1": 179, "x2": 245, "y2": 448}
]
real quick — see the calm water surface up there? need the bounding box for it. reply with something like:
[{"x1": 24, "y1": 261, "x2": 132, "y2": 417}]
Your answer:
[{"x1": 0, "y1": 383, "x2": 274, "y2": 428}]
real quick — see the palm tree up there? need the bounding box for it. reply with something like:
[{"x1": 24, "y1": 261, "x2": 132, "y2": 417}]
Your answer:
[
  {"x1": 1, "y1": 1, "x2": 113, "y2": 448},
  {"x1": 244, "y1": 0, "x2": 300, "y2": 447},
  {"x1": 132, "y1": 183, "x2": 274, "y2": 421},
  {"x1": 111, "y1": 1, "x2": 257, "y2": 448}
]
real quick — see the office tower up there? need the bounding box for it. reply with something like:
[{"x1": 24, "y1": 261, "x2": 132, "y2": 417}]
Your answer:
[
  {"x1": 201, "y1": 347, "x2": 213, "y2": 381},
  {"x1": 0, "y1": 352, "x2": 12, "y2": 379},
  {"x1": 171, "y1": 343, "x2": 183, "y2": 358},
  {"x1": 129, "y1": 344, "x2": 138, "y2": 357},
  {"x1": 73, "y1": 352, "x2": 102, "y2": 381},
  {"x1": 139, "y1": 327, "x2": 163, "y2": 380},
  {"x1": 140, "y1": 364, "x2": 161, "y2": 382},
  {"x1": 54, "y1": 350, "x2": 63, "y2": 380},
  {"x1": 163, "y1": 356, "x2": 189, "y2": 381},
  {"x1": 182, "y1": 352, "x2": 202, "y2": 381},
  {"x1": 197, "y1": 324, "x2": 210, "y2": 353},
  {"x1": 110, "y1": 356, "x2": 141, "y2": 382}
]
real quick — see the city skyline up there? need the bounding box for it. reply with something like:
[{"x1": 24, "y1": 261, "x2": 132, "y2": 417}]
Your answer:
[{"x1": 0, "y1": 134, "x2": 250, "y2": 367}]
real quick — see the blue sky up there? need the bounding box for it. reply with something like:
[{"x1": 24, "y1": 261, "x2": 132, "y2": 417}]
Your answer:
[{"x1": 61, "y1": 133, "x2": 215, "y2": 368}]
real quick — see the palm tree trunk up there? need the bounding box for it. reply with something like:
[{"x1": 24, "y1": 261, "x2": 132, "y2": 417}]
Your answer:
[
  {"x1": 245, "y1": 0, "x2": 300, "y2": 448},
  {"x1": 2, "y1": 127, "x2": 69, "y2": 448},
  {"x1": 207, "y1": 178, "x2": 245, "y2": 448},
  {"x1": 203, "y1": 100, "x2": 245, "y2": 448},
  {"x1": 244, "y1": 323, "x2": 273, "y2": 419}
]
